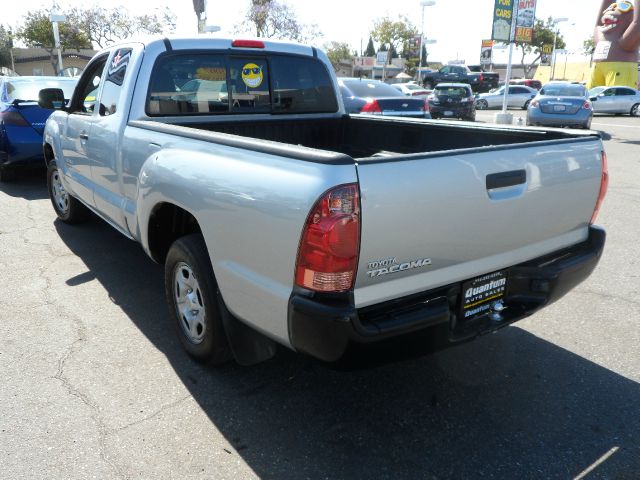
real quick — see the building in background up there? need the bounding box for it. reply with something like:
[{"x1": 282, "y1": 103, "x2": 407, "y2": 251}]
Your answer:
[{"x1": 9, "y1": 48, "x2": 97, "y2": 76}]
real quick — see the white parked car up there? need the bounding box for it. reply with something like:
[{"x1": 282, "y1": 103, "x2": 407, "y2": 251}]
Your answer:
[
  {"x1": 589, "y1": 86, "x2": 640, "y2": 116},
  {"x1": 475, "y1": 85, "x2": 537, "y2": 110},
  {"x1": 392, "y1": 82, "x2": 432, "y2": 99}
]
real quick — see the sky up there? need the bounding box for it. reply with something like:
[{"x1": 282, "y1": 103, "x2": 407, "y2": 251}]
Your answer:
[{"x1": 5, "y1": 0, "x2": 603, "y2": 64}]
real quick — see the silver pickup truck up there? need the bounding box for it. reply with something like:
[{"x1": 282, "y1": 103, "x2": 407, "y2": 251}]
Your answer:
[{"x1": 42, "y1": 37, "x2": 607, "y2": 366}]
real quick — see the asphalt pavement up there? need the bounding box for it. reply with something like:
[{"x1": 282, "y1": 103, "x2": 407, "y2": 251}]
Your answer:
[{"x1": 0, "y1": 115, "x2": 638, "y2": 479}]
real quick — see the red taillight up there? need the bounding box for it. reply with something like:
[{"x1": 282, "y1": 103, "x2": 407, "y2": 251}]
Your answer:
[
  {"x1": 479, "y1": 74, "x2": 484, "y2": 82},
  {"x1": 423, "y1": 99, "x2": 430, "y2": 113},
  {"x1": 231, "y1": 39, "x2": 265, "y2": 48},
  {"x1": 590, "y1": 151, "x2": 609, "y2": 225},
  {"x1": 295, "y1": 184, "x2": 360, "y2": 292},
  {"x1": 583, "y1": 101, "x2": 592, "y2": 110},
  {"x1": 0, "y1": 111, "x2": 28, "y2": 126},
  {"x1": 360, "y1": 98, "x2": 382, "y2": 114},
  {"x1": 530, "y1": 100, "x2": 539, "y2": 108}
]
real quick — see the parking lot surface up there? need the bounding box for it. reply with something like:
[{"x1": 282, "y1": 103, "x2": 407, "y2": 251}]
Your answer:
[{"x1": 1, "y1": 115, "x2": 638, "y2": 479}]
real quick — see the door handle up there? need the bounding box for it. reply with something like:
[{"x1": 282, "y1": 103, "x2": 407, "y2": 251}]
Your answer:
[
  {"x1": 79, "y1": 132, "x2": 89, "y2": 140},
  {"x1": 486, "y1": 169, "x2": 527, "y2": 190}
]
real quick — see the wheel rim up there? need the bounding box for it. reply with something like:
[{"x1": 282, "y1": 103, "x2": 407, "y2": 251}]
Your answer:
[
  {"x1": 173, "y1": 262, "x2": 207, "y2": 344},
  {"x1": 477, "y1": 100, "x2": 488, "y2": 110},
  {"x1": 632, "y1": 104, "x2": 640, "y2": 117},
  {"x1": 51, "y1": 170, "x2": 70, "y2": 215}
]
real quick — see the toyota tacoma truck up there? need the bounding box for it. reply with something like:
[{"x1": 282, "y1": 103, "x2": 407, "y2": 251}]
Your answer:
[{"x1": 41, "y1": 37, "x2": 607, "y2": 366}]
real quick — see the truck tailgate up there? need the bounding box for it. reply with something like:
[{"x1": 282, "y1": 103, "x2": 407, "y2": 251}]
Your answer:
[{"x1": 354, "y1": 138, "x2": 603, "y2": 308}]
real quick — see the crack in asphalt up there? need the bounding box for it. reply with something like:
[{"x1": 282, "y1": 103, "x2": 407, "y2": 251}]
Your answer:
[{"x1": 111, "y1": 395, "x2": 193, "y2": 434}]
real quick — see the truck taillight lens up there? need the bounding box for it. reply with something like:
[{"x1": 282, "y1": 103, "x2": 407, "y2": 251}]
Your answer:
[
  {"x1": 361, "y1": 99, "x2": 382, "y2": 114},
  {"x1": 590, "y1": 151, "x2": 609, "y2": 225},
  {"x1": 0, "y1": 111, "x2": 28, "y2": 126},
  {"x1": 424, "y1": 99, "x2": 430, "y2": 112},
  {"x1": 295, "y1": 184, "x2": 360, "y2": 292}
]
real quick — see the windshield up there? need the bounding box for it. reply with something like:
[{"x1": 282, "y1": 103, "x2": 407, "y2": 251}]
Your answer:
[
  {"x1": 435, "y1": 86, "x2": 469, "y2": 96},
  {"x1": 404, "y1": 84, "x2": 424, "y2": 91},
  {"x1": 4, "y1": 79, "x2": 76, "y2": 102},
  {"x1": 541, "y1": 84, "x2": 587, "y2": 97},
  {"x1": 343, "y1": 80, "x2": 402, "y2": 98},
  {"x1": 588, "y1": 87, "x2": 607, "y2": 96}
]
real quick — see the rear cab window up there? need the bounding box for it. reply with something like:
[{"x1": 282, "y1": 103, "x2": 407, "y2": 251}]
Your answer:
[{"x1": 147, "y1": 52, "x2": 337, "y2": 116}]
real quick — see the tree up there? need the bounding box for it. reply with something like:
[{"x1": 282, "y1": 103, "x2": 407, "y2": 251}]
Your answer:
[
  {"x1": 17, "y1": 10, "x2": 91, "y2": 74},
  {"x1": 370, "y1": 16, "x2": 418, "y2": 65},
  {"x1": 66, "y1": 6, "x2": 175, "y2": 49},
  {"x1": 324, "y1": 41, "x2": 353, "y2": 71},
  {"x1": 498, "y1": 17, "x2": 566, "y2": 79},
  {"x1": 0, "y1": 26, "x2": 13, "y2": 69},
  {"x1": 364, "y1": 36, "x2": 376, "y2": 57},
  {"x1": 237, "y1": 0, "x2": 321, "y2": 42},
  {"x1": 583, "y1": 38, "x2": 595, "y2": 56}
]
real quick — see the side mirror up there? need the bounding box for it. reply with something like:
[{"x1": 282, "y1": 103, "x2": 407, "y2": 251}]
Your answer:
[
  {"x1": 38, "y1": 88, "x2": 66, "y2": 110},
  {"x1": 590, "y1": 97, "x2": 597, "y2": 102}
]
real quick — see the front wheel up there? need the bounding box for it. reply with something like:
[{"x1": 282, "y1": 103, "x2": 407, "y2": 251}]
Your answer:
[
  {"x1": 164, "y1": 234, "x2": 231, "y2": 365},
  {"x1": 47, "y1": 161, "x2": 89, "y2": 224},
  {"x1": 476, "y1": 99, "x2": 489, "y2": 110},
  {"x1": 631, "y1": 103, "x2": 640, "y2": 117}
]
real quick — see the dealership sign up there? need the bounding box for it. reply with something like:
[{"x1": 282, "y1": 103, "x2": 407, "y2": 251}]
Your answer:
[
  {"x1": 492, "y1": 0, "x2": 514, "y2": 42},
  {"x1": 514, "y1": 0, "x2": 538, "y2": 43},
  {"x1": 480, "y1": 40, "x2": 494, "y2": 66}
]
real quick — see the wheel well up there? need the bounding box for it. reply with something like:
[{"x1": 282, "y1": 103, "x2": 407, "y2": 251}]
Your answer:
[
  {"x1": 44, "y1": 143, "x2": 54, "y2": 167},
  {"x1": 147, "y1": 203, "x2": 202, "y2": 263}
]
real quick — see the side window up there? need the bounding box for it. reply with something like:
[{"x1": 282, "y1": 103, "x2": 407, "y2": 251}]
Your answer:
[
  {"x1": 617, "y1": 88, "x2": 634, "y2": 96},
  {"x1": 440, "y1": 66, "x2": 449, "y2": 74},
  {"x1": 99, "y1": 48, "x2": 132, "y2": 116},
  {"x1": 147, "y1": 54, "x2": 228, "y2": 116},
  {"x1": 602, "y1": 89, "x2": 615, "y2": 97},
  {"x1": 70, "y1": 55, "x2": 108, "y2": 114},
  {"x1": 269, "y1": 56, "x2": 338, "y2": 114},
  {"x1": 229, "y1": 57, "x2": 270, "y2": 113}
]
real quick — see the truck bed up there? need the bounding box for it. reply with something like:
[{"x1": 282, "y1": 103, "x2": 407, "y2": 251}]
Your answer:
[{"x1": 162, "y1": 115, "x2": 598, "y2": 160}]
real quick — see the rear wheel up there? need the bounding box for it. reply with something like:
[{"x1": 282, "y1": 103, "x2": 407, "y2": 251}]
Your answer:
[
  {"x1": 476, "y1": 99, "x2": 488, "y2": 110},
  {"x1": 631, "y1": 103, "x2": 640, "y2": 117},
  {"x1": 47, "y1": 161, "x2": 89, "y2": 224},
  {"x1": 165, "y1": 234, "x2": 231, "y2": 365}
]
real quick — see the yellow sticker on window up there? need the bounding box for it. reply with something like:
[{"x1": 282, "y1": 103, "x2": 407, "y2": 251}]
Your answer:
[
  {"x1": 241, "y1": 63, "x2": 263, "y2": 88},
  {"x1": 196, "y1": 67, "x2": 226, "y2": 81}
]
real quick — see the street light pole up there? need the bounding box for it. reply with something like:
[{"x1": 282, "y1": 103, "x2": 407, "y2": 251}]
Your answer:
[
  {"x1": 417, "y1": 0, "x2": 436, "y2": 85},
  {"x1": 550, "y1": 17, "x2": 568, "y2": 81},
  {"x1": 49, "y1": 3, "x2": 66, "y2": 75}
]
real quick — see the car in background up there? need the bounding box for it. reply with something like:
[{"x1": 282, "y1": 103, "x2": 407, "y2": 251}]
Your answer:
[
  {"x1": 0, "y1": 76, "x2": 77, "y2": 181},
  {"x1": 392, "y1": 82, "x2": 432, "y2": 99},
  {"x1": 526, "y1": 82, "x2": 593, "y2": 129},
  {"x1": 475, "y1": 85, "x2": 537, "y2": 110},
  {"x1": 588, "y1": 86, "x2": 640, "y2": 116},
  {"x1": 428, "y1": 83, "x2": 476, "y2": 121},
  {"x1": 510, "y1": 78, "x2": 542, "y2": 90},
  {"x1": 338, "y1": 78, "x2": 430, "y2": 118}
]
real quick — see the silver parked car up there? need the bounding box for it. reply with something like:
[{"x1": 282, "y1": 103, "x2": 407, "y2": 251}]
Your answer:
[
  {"x1": 526, "y1": 82, "x2": 593, "y2": 129},
  {"x1": 475, "y1": 85, "x2": 537, "y2": 110},
  {"x1": 589, "y1": 86, "x2": 640, "y2": 116}
]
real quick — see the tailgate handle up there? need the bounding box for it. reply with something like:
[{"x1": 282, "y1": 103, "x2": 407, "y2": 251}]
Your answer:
[{"x1": 486, "y1": 169, "x2": 526, "y2": 190}]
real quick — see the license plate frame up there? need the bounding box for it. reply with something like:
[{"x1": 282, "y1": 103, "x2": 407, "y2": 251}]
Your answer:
[
  {"x1": 553, "y1": 105, "x2": 566, "y2": 112},
  {"x1": 460, "y1": 271, "x2": 508, "y2": 322},
  {"x1": 444, "y1": 111, "x2": 454, "y2": 116}
]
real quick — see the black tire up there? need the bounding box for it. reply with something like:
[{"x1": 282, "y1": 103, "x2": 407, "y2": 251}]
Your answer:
[
  {"x1": 631, "y1": 103, "x2": 640, "y2": 117},
  {"x1": 47, "y1": 161, "x2": 90, "y2": 224},
  {"x1": 523, "y1": 100, "x2": 531, "y2": 110},
  {"x1": 476, "y1": 99, "x2": 488, "y2": 110},
  {"x1": 164, "y1": 234, "x2": 231, "y2": 365},
  {"x1": 0, "y1": 166, "x2": 16, "y2": 182}
]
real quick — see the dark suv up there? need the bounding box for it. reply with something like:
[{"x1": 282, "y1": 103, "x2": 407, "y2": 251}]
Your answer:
[
  {"x1": 428, "y1": 83, "x2": 476, "y2": 121},
  {"x1": 510, "y1": 78, "x2": 542, "y2": 90}
]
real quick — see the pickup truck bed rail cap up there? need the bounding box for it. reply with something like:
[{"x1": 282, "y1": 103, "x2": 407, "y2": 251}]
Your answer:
[{"x1": 129, "y1": 120, "x2": 355, "y2": 165}]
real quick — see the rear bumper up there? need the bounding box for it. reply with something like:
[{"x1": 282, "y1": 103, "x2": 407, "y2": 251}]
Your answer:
[
  {"x1": 527, "y1": 109, "x2": 592, "y2": 127},
  {"x1": 0, "y1": 127, "x2": 45, "y2": 167},
  {"x1": 288, "y1": 226, "x2": 606, "y2": 362},
  {"x1": 430, "y1": 103, "x2": 474, "y2": 118}
]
